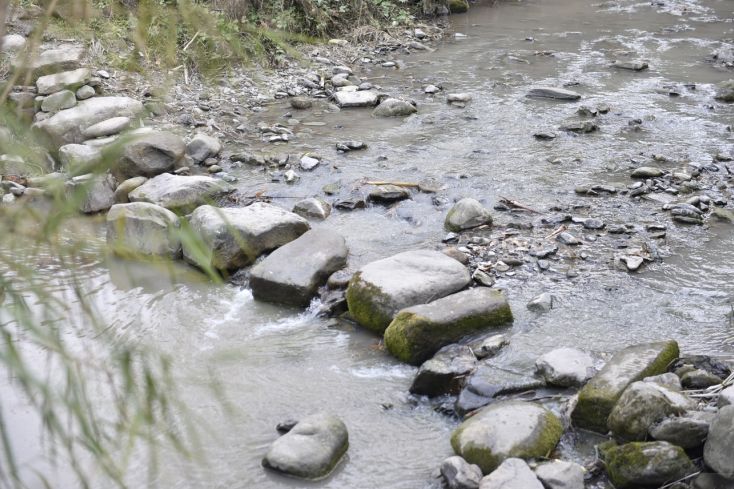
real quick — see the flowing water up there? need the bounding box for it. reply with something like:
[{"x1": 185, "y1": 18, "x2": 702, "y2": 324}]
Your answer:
[{"x1": 5, "y1": 0, "x2": 734, "y2": 487}]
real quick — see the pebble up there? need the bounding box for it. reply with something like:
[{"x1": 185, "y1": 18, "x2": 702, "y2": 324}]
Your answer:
[{"x1": 557, "y1": 232, "x2": 581, "y2": 245}]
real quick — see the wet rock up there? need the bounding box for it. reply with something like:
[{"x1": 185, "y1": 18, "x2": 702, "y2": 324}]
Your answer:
[
  {"x1": 326, "y1": 269, "x2": 352, "y2": 290},
  {"x1": 718, "y1": 385, "x2": 734, "y2": 407},
  {"x1": 643, "y1": 373, "x2": 682, "y2": 391},
  {"x1": 448, "y1": 0, "x2": 470, "y2": 13},
  {"x1": 560, "y1": 121, "x2": 597, "y2": 133},
  {"x1": 293, "y1": 197, "x2": 331, "y2": 220},
  {"x1": 533, "y1": 131, "x2": 557, "y2": 140},
  {"x1": 527, "y1": 292, "x2": 554, "y2": 313},
  {"x1": 262, "y1": 412, "x2": 348, "y2": 480},
  {"x1": 184, "y1": 203, "x2": 309, "y2": 271},
  {"x1": 451, "y1": 401, "x2": 563, "y2": 474},
  {"x1": 440, "y1": 456, "x2": 483, "y2": 489},
  {"x1": 556, "y1": 232, "x2": 580, "y2": 245},
  {"x1": 41, "y1": 90, "x2": 76, "y2": 112},
  {"x1": 299, "y1": 155, "x2": 320, "y2": 171},
  {"x1": 447, "y1": 93, "x2": 473, "y2": 106},
  {"x1": 445, "y1": 198, "x2": 493, "y2": 232},
  {"x1": 410, "y1": 344, "x2": 477, "y2": 397},
  {"x1": 457, "y1": 366, "x2": 545, "y2": 414},
  {"x1": 529, "y1": 245, "x2": 557, "y2": 258},
  {"x1": 250, "y1": 229, "x2": 348, "y2": 307},
  {"x1": 703, "y1": 405, "x2": 734, "y2": 479},
  {"x1": 533, "y1": 460, "x2": 585, "y2": 489},
  {"x1": 425, "y1": 84, "x2": 441, "y2": 94},
  {"x1": 368, "y1": 184, "x2": 410, "y2": 203},
  {"x1": 58, "y1": 143, "x2": 102, "y2": 174},
  {"x1": 631, "y1": 166, "x2": 664, "y2": 178},
  {"x1": 612, "y1": 60, "x2": 649, "y2": 71},
  {"x1": 114, "y1": 176, "x2": 147, "y2": 203},
  {"x1": 106, "y1": 131, "x2": 185, "y2": 180},
  {"x1": 608, "y1": 381, "x2": 693, "y2": 441},
  {"x1": 649, "y1": 411, "x2": 711, "y2": 448},
  {"x1": 346, "y1": 250, "x2": 471, "y2": 334},
  {"x1": 66, "y1": 173, "x2": 116, "y2": 213},
  {"x1": 12, "y1": 47, "x2": 84, "y2": 80},
  {"x1": 571, "y1": 341, "x2": 680, "y2": 433},
  {"x1": 33, "y1": 96, "x2": 144, "y2": 147},
  {"x1": 469, "y1": 334, "x2": 509, "y2": 360},
  {"x1": 680, "y1": 368, "x2": 722, "y2": 388},
  {"x1": 385, "y1": 288, "x2": 511, "y2": 365},
  {"x1": 36, "y1": 67, "x2": 90, "y2": 95},
  {"x1": 106, "y1": 202, "x2": 181, "y2": 258},
  {"x1": 129, "y1": 173, "x2": 233, "y2": 214},
  {"x1": 579, "y1": 217, "x2": 605, "y2": 230},
  {"x1": 373, "y1": 98, "x2": 417, "y2": 117},
  {"x1": 712, "y1": 208, "x2": 734, "y2": 223},
  {"x1": 186, "y1": 133, "x2": 221, "y2": 164},
  {"x1": 82, "y1": 116, "x2": 131, "y2": 139},
  {"x1": 527, "y1": 86, "x2": 581, "y2": 101},
  {"x1": 336, "y1": 140, "x2": 367, "y2": 152},
  {"x1": 604, "y1": 442, "x2": 695, "y2": 489},
  {"x1": 714, "y1": 80, "x2": 734, "y2": 102},
  {"x1": 692, "y1": 473, "x2": 734, "y2": 489},
  {"x1": 535, "y1": 347, "x2": 598, "y2": 387},
  {"x1": 333, "y1": 90, "x2": 379, "y2": 108},
  {"x1": 290, "y1": 97, "x2": 313, "y2": 110},
  {"x1": 618, "y1": 254, "x2": 644, "y2": 271},
  {"x1": 480, "y1": 458, "x2": 543, "y2": 489}
]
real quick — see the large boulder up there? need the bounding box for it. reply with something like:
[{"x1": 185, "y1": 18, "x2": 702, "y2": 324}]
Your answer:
[
  {"x1": 441, "y1": 456, "x2": 483, "y2": 489},
  {"x1": 533, "y1": 460, "x2": 585, "y2": 489},
  {"x1": 604, "y1": 442, "x2": 695, "y2": 489},
  {"x1": 372, "y1": 98, "x2": 417, "y2": 117},
  {"x1": 12, "y1": 47, "x2": 84, "y2": 80},
  {"x1": 183, "y1": 203, "x2": 309, "y2": 272},
  {"x1": 128, "y1": 173, "x2": 233, "y2": 214},
  {"x1": 346, "y1": 250, "x2": 471, "y2": 334},
  {"x1": 65, "y1": 173, "x2": 116, "y2": 213},
  {"x1": 384, "y1": 288, "x2": 512, "y2": 365},
  {"x1": 607, "y1": 381, "x2": 693, "y2": 441},
  {"x1": 649, "y1": 411, "x2": 712, "y2": 449},
  {"x1": 479, "y1": 458, "x2": 543, "y2": 489},
  {"x1": 451, "y1": 400, "x2": 563, "y2": 474},
  {"x1": 107, "y1": 131, "x2": 186, "y2": 179},
  {"x1": 571, "y1": 341, "x2": 679, "y2": 433},
  {"x1": 535, "y1": 348, "x2": 598, "y2": 387},
  {"x1": 250, "y1": 229, "x2": 348, "y2": 307},
  {"x1": 33, "y1": 97, "x2": 144, "y2": 147},
  {"x1": 106, "y1": 202, "x2": 181, "y2": 258},
  {"x1": 456, "y1": 365, "x2": 545, "y2": 415},
  {"x1": 703, "y1": 405, "x2": 734, "y2": 479},
  {"x1": 445, "y1": 198, "x2": 493, "y2": 232},
  {"x1": 36, "y1": 67, "x2": 91, "y2": 95},
  {"x1": 410, "y1": 344, "x2": 477, "y2": 397},
  {"x1": 262, "y1": 412, "x2": 348, "y2": 480}
]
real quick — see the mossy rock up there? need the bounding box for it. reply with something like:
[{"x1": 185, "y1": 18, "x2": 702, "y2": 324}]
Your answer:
[
  {"x1": 571, "y1": 341, "x2": 679, "y2": 433},
  {"x1": 384, "y1": 288, "x2": 512, "y2": 365},
  {"x1": 345, "y1": 250, "x2": 471, "y2": 334},
  {"x1": 605, "y1": 442, "x2": 695, "y2": 489},
  {"x1": 449, "y1": 0, "x2": 470, "y2": 13},
  {"x1": 450, "y1": 400, "x2": 563, "y2": 474}
]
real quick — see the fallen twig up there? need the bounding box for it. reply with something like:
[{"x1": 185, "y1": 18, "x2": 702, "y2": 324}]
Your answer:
[
  {"x1": 183, "y1": 31, "x2": 201, "y2": 51},
  {"x1": 545, "y1": 225, "x2": 567, "y2": 240},
  {"x1": 499, "y1": 196, "x2": 540, "y2": 213},
  {"x1": 365, "y1": 180, "x2": 421, "y2": 188}
]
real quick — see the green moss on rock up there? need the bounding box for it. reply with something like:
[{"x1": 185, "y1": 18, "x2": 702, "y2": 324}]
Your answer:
[
  {"x1": 449, "y1": 0, "x2": 469, "y2": 13},
  {"x1": 345, "y1": 273, "x2": 394, "y2": 334},
  {"x1": 605, "y1": 442, "x2": 694, "y2": 489}
]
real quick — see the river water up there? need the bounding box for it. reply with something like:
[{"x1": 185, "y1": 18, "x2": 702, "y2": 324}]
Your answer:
[{"x1": 5, "y1": 0, "x2": 734, "y2": 487}]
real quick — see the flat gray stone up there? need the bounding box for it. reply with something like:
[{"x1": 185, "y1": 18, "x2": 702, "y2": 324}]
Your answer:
[
  {"x1": 410, "y1": 344, "x2": 477, "y2": 397},
  {"x1": 441, "y1": 456, "x2": 483, "y2": 489},
  {"x1": 262, "y1": 412, "x2": 348, "y2": 480},
  {"x1": 36, "y1": 68, "x2": 91, "y2": 95},
  {"x1": 106, "y1": 202, "x2": 181, "y2": 258},
  {"x1": 385, "y1": 288, "x2": 512, "y2": 365},
  {"x1": 571, "y1": 341, "x2": 679, "y2": 433},
  {"x1": 107, "y1": 131, "x2": 185, "y2": 180},
  {"x1": 527, "y1": 86, "x2": 581, "y2": 100},
  {"x1": 346, "y1": 250, "x2": 471, "y2": 334},
  {"x1": 66, "y1": 173, "x2": 116, "y2": 213},
  {"x1": 456, "y1": 365, "x2": 545, "y2": 415},
  {"x1": 14, "y1": 47, "x2": 84, "y2": 80},
  {"x1": 703, "y1": 405, "x2": 734, "y2": 479},
  {"x1": 649, "y1": 411, "x2": 712, "y2": 449},
  {"x1": 128, "y1": 173, "x2": 233, "y2": 214},
  {"x1": 250, "y1": 229, "x2": 348, "y2": 306},
  {"x1": 535, "y1": 347, "x2": 598, "y2": 387},
  {"x1": 334, "y1": 90, "x2": 379, "y2": 108},
  {"x1": 58, "y1": 144, "x2": 102, "y2": 174},
  {"x1": 114, "y1": 176, "x2": 147, "y2": 203},
  {"x1": 82, "y1": 116, "x2": 131, "y2": 139},
  {"x1": 183, "y1": 203, "x2": 309, "y2": 271},
  {"x1": 480, "y1": 458, "x2": 544, "y2": 489},
  {"x1": 41, "y1": 90, "x2": 76, "y2": 112},
  {"x1": 76, "y1": 85, "x2": 96, "y2": 100},
  {"x1": 613, "y1": 60, "x2": 649, "y2": 71},
  {"x1": 372, "y1": 98, "x2": 417, "y2": 117},
  {"x1": 533, "y1": 460, "x2": 585, "y2": 489}
]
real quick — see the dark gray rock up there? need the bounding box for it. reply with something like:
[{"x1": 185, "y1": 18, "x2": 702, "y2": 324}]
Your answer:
[
  {"x1": 108, "y1": 131, "x2": 186, "y2": 180},
  {"x1": 66, "y1": 173, "x2": 116, "y2": 213},
  {"x1": 715, "y1": 80, "x2": 734, "y2": 102},
  {"x1": 680, "y1": 368, "x2": 722, "y2": 389},
  {"x1": 703, "y1": 405, "x2": 734, "y2": 479},
  {"x1": 445, "y1": 198, "x2": 493, "y2": 232},
  {"x1": 527, "y1": 86, "x2": 581, "y2": 101},
  {"x1": 457, "y1": 365, "x2": 545, "y2": 415},
  {"x1": 410, "y1": 344, "x2": 477, "y2": 397},
  {"x1": 367, "y1": 184, "x2": 410, "y2": 203},
  {"x1": 250, "y1": 229, "x2": 348, "y2": 307},
  {"x1": 106, "y1": 202, "x2": 181, "y2": 258},
  {"x1": 649, "y1": 411, "x2": 712, "y2": 448},
  {"x1": 262, "y1": 412, "x2": 348, "y2": 480}
]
